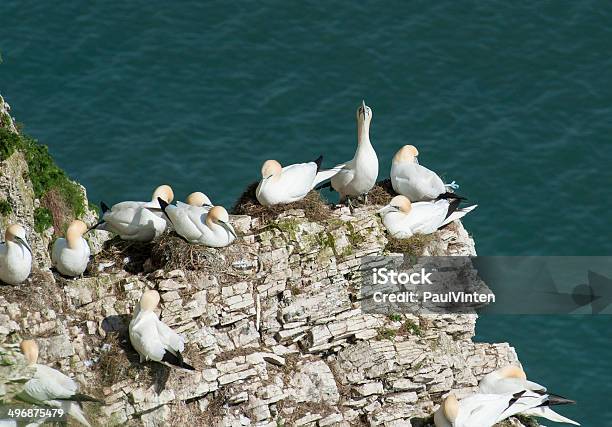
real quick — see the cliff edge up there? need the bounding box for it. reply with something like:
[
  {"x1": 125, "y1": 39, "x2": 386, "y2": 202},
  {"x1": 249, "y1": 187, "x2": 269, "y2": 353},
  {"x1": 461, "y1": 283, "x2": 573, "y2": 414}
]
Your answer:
[{"x1": 0, "y1": 94, "x2": 530, "y2": 427}]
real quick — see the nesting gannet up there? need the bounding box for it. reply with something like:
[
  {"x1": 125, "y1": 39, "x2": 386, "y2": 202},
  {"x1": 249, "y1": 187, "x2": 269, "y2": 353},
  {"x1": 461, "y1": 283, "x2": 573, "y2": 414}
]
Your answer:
[
  {"x1": 378, "y1": 195, "x2": 477, "y2": 238},
  {"x1": 159, "y1": 200, "x2": 236, "y2": 247},
  {"x1": 16, "y1": 340, "x2": 102, "y2": 427},
  {"x1": 256, "y1": 156, "x2": 340, "y2": 206},
  {"x1": 390, "y1": 145, "x2": 460, "y2": 201},
  {"x1": 479, "y1": 365, "x2": 580, "y2": 425},
  {"x1": 176, "y1": 192, "x2": 213, "y2": 211},
  {"x1": 434, "y1": 391, "x2": 574, "y2": 427},
  {"x1": 329, "y1": 101, "x2": 378, "y2": 204},
  {"x1": 51, "y1": 220, "x2": 90, "y2": 277},
  {"x1": 129, "y1": 289, "x2": 195, "y2": 370},
  {"x1": 0, "y1": 224, "x2": 32, "y2": 285},
  {"x1": 92, "y1": 185, "x2": 174, "y2": 242}
]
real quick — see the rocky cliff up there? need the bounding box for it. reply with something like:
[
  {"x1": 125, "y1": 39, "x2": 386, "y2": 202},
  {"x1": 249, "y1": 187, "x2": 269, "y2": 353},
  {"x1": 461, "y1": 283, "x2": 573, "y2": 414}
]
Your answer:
[{"x1": 0, "y1": 94, "x2": 530, "y2": 427}]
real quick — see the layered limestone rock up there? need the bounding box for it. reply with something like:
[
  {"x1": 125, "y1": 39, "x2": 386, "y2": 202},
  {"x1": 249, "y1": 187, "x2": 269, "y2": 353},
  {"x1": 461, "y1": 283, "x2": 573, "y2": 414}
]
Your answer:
[{"x1": 0, "y1": 92, "x2": 529, "y2": 426}]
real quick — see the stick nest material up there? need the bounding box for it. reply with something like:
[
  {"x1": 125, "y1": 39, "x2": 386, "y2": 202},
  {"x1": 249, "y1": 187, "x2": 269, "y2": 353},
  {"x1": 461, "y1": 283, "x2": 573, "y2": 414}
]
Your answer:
[
  {"x1": 367, "y1": 179, "x2": 397, "y2": 206},
  {"x1": 232, "y1": 181, "x2": 332, "y2": 223}
]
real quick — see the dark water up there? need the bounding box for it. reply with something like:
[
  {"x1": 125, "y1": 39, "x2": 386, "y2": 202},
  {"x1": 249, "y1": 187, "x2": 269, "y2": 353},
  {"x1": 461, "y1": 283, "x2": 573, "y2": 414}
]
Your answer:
[{"x1": 1, "y1": 2, "x2": 610, "y2": 424}]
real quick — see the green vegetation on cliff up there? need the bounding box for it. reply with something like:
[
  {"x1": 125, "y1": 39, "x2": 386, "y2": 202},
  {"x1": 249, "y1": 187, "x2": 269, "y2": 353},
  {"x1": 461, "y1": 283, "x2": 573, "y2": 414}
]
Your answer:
[{"x1": 0, "y1": 127, "x2": 88, "y2": 234}]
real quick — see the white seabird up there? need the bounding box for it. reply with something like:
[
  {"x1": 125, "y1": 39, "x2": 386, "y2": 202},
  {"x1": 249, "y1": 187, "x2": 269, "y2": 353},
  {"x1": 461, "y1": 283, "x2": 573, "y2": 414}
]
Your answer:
[
  {"x1": 92, "y1": 185, "x2": 174, "y2": 242},
  {"x1": 433, "y1": 391, "x2": 573, "y2": 427},
  {"x1": 176, "y1": 192, "x2": 213, "y2": 211},
  {"x1": 256, "y1": 156, "x2": 339, "y2": 206},
  {"x1": 16, "y1": 340, "x2": 102, "y2": 427},
  {"x1": 51, "y1": 220, "x2": 90, "y2": 277},
  {"x1": 159, "y1": 200, "x2": 236, "y2": 247},
  {"x1": 390, "y1": 144, "x2": 459, "y2": 201},
  {"x1": 479, "y1": 365, "x2": 580, "y2": 425},
  {"x1": 0, "y1": 224, "x2": 32, "y2": 285},
  {"x1": 330, "y1": 101, "x2": 379, "y2": 204},
  {"x1": 129, "y1": 289, "x2": 195, "y2": 370},
  {"x1": 378, "y1": 195, "x2": 476, "y2": 238}
]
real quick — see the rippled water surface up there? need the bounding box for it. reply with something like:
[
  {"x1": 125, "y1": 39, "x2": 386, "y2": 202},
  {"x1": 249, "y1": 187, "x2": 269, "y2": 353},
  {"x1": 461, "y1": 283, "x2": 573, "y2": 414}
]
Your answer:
[{"x1": 2, "y1": 2, "x2": 611, "y2": 424}]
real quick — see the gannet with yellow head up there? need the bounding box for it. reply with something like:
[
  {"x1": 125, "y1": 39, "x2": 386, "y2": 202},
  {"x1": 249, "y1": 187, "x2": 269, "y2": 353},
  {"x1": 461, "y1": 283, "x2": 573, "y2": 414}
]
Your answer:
[
  {"x1": 479, "y1": 365, "x2": 580, "y2": 425},
  {"x1": 330, "y1": 100, "x2": 379, "y2": 204},
  {"x1": 129, "y1": 289, "x2": 195, "y2": 370},
  {"x1": 390, "y1": 145, "x2": 460, "y2": 201},
  {"x1": 91, "y1": 184, "x2": 174, "y2": 242},
  {"x1": 378, "y1": 195, "x2": 477, "y2": 239},
  {"x1": 0, "y1": 224, "x2": 32, "y2": 284},
  {"x1": 17, "y1": 339, "x2": 102, "y2": 427},
  {"x1": 433, "y1": 390, "x2": 572, "y2": 427},
  {"x1": 255, "y1": 155, "x2": 340, "y2": 206},
  {"x1": 51, "y1": 220, "x2": 90, "y2": 277}
]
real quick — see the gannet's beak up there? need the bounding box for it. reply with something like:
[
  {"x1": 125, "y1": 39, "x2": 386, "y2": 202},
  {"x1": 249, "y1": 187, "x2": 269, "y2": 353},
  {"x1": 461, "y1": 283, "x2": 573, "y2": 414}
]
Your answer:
[
  {"x1": 377, "y1": 205, "x2": 393, "y2": 215},
  {"x1": 15, "y1": 237, "x2": 32, "y2": 255},
  {"x1": 219, "y1": 221, "x2": 237, "y2": 239},
  {"x1": 204, "y1": 204, "x2": 214, "y2": 209},
  {"x1": 361, "y1": 100, "x2": 366, "y2": 119},
  {"x1": 414, "y1": 157, "x2": 419, "y2": 165}
]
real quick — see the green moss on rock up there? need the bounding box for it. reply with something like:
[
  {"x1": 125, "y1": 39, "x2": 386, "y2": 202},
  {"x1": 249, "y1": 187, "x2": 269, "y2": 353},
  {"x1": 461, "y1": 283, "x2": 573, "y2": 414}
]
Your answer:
[
  {"x1": 0, "y1": 198, "x2": 11, "y2": 215},
  {"x1": 0, "y1": 127, "x2": 89, "y2": 234}
]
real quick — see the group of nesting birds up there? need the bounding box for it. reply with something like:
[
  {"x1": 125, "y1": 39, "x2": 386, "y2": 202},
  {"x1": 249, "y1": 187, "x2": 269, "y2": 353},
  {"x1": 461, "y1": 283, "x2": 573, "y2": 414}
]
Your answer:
[
  {"x1": 1, "y1": 101, "x2": 577, "y2": 426},
  {"x1": 0, "y1": 101, "x2": 476, "y2": 285}
]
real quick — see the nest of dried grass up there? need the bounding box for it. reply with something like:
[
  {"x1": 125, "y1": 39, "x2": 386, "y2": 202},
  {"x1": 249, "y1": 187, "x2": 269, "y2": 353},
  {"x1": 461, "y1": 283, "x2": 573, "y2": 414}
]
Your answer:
[
  {"x1": 367, "y1": 179, "x2": 397, "y2": 206},
  {"x1": 385, "y1": 234, "x2": 433, "y2": 256},
  {"x1": 150, "y1": 232, "x2": 255, "y2": 276},
  {"x1": 231, "y1": 181, "x2": 332, "y2": 223},
  {"x1": 89, "y1": 236, "x2": 154, "y2": 275}
]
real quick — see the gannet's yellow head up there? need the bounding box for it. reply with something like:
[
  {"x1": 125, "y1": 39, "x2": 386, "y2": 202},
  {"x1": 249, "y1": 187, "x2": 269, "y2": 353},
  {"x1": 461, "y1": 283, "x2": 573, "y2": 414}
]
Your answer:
[
  {"x1": 393, "y1": 145, "x2": 419, "y2": 164},
  {"x1": 261, "y1": 160, "x2": 282, "y2": 179},
  {"x1": 152, "y1": 185, "x2": 174, "y2": 204},
  {"x1": 356, "y1": 100, "x2": 373, "y2": 127},
  {"x1": 206, "y1": 206, "x2": 237, "y2": 238},
  {"x1": 20, "y1": 339, "x2": 39, "y2": 366},
  {"x1": 186, "y1": 192, "x2": 212, "y2": 208},
  {"x1": 140, "y1": 289, "x2": 160, "y2": 311},
  {"x1": 5, "y1": 224, "x2": 32, "y2": 254},
  {"x1": 442, "y1": 394, "x2": 459, "y2": 423},
  {"x1": 389, "y1": 195, "x2": 412, "y2": 214},
  {"x1": 66, "y1": 220, "x2": 88, "y2": 249},
  {"x1": 498, "y1": 365, "x2": 527, "y2": 380}
]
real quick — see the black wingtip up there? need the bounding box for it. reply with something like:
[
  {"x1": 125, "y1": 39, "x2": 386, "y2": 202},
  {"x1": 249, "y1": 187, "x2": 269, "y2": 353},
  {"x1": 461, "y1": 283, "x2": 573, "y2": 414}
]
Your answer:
[
  {"x1": 157, "y1": 197, "x2": 173, "y2": 225},
  {"x1": 443, "y1": 197, "x2": 463, "y2": 221},
  {"x1": 100, "y1": 201, "x2": 110, "y2": 214},
  {"x1": 313, "y1": 155, "x2": 323, "y2": 172},
  {"x1": 162, "y1": 350, "x2": 195, "y2": 370},
  {"x1": 436, "y1": 192, "x2": 467, "y2": 201},
  {"x1": 58, "y1": 393, "x2": 104, "y2": 404},
  {"x1": 545, "y1": 393, "x2": 576, "y2": 406}
]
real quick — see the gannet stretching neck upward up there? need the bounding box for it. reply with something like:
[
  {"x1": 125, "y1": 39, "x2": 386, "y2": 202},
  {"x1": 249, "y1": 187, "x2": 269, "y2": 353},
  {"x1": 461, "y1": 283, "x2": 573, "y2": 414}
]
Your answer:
[
  {"x1": 129, "y1": 289, "x2": 195, "y2": 370},
  {"x1": 92, "y1": 185, "x2": 174, "y2": 242},
  {"x1": 330, "y1": 101, "x2": 378, "y2": 204},
  {"x1": 17, "y1": 340, "x2": 102, "y2": 427},
  {"x1": 479, "y1": 365, "x2": 580, "y2": 425},
  {"x1": 0, "y1": 224, "x2": 32, "y2": 284},
  {"x1": 256, "y1": 156, "x2": 339, "y2": 206},
  {"x1": 52, "y1": 220, "x2": 90, "y2": 277},
  {"x1": 159, "y1": 200, "x2": 236, "y2": 247},
  {"x1": 378, "y1": 195, "x2": 476, "y2": 238},
  {"x1": 433, "y1": 391, "x2": 574, "y2": 427},
  {"x1": 390, "y1": 145, "x2": 460, "y2": 201}
]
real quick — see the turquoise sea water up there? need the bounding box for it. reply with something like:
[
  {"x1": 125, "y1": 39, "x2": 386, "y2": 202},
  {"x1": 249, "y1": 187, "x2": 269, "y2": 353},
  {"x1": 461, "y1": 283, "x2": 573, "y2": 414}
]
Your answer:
[{"x1": 1, "y1": 2, "x2": 610, "y2": 424}]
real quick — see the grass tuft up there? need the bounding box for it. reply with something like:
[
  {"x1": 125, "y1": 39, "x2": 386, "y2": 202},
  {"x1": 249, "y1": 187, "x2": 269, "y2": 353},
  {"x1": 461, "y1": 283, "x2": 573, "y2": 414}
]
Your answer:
[
  {"x1": 385, "y1": 234, "x2": 433, "y2": 256},
  {"x1": 367, "y1": 179, "x2": 397, "y2": 206},
  {"x1": 0, "y1": 198, "x2": 12, "y2": 216},
  {"x1": 232, "y1": 181, "x2": 332, "y2": 223}
]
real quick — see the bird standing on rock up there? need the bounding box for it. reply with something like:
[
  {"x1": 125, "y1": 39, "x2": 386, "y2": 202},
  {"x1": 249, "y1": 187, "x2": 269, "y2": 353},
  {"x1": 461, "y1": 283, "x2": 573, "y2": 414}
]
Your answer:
[
  {"x1": 328, "y1": 101, "x2": 378, "y2": 206},
  {"x1": 129, "y1": 289, "x2": 195, "y2": 370},
  {"x1": 159, "y1": 199, "x2": 236, "y2": 247},
  {"x1": 52, "y1": 220, "x2": 90, "y2": 277},
  {"x1": 378, "y1": 195, "x2": 476, "y2": 238},
  {"x1": 17, "y1": 340, "x2": 102, "y2": 427},
  {"x1": 390, "y1": 144, "x2": 460, "y2": 201},
  {"x1": 0, "y1": 223, "x2": 32, "y2": 285},
  {"x1": 256, "y1": 156, "x2": 340, "y2": 206},
  {"x1": 91, "y1": 184, "x2": 174, "y2": 242}
]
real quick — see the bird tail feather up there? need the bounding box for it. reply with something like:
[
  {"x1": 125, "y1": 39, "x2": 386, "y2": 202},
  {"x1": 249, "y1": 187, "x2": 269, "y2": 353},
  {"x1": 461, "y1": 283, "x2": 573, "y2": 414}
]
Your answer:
[
  {"x1": 162, "y1": 350, "x2": 195, "y2": 371},
  {"x1": 522, "y1": 406, "x2": 580, "y2": 425}
]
